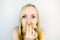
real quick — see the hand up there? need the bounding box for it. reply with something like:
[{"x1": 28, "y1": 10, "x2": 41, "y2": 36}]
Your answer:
[{"x1": 24, "y1": 25, "x2": 38, "y2": 40}]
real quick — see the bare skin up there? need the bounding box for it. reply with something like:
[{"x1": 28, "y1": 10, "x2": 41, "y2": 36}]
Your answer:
[
  {"x1": 12, "y1": 27, "x2": 45, "y2": 40},
  {"x1": 12, "y1": 6, "x2": 45, "y2": 40}
]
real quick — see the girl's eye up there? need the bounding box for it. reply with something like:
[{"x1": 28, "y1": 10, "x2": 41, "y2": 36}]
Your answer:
[
  {"x1": 32, "y1": 16, "x2": 36, "y2": 18},
  {"x1": 22, "y1": 15, "x2": 27, "y2": 18}
]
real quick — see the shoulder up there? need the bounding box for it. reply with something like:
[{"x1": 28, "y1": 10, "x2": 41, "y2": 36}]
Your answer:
[
  {"x1": 12, "y1": 26, "x2": 19, "y2": 33},
  {"x1": 12, "y1": 26, "x2": 19, "y2": 40},
  {"x1": 40, "y1": 27, "x2": 46, "y2": 40},
  {"x1": 40, "y1": 27, "x2": 45, "y2": 34}
]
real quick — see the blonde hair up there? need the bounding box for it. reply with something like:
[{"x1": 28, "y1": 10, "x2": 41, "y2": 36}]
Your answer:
[{"x1": 18, "y1": 4, "x2": 42, "y2": 40}]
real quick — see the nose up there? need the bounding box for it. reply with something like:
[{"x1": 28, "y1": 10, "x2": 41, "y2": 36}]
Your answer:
[{"x1": 27, "y1": 18, "x2": 31, "y2": 25}]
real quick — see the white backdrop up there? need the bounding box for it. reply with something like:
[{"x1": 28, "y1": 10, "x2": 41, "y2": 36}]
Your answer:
[{"x1": 0, "y1": 0, "x2": 60, "y2": 40}]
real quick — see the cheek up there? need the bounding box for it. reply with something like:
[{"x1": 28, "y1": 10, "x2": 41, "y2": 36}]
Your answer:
[
  {"x1": 22, "y1": 19, "x2": 27, "y2": 27},
  {"x1": 32, "y1": 18, "x2": 38, "y2": 24}
]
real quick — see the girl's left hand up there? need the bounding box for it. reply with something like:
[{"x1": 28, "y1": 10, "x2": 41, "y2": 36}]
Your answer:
[{"x1": 24, "y1": 25, "x2": 38, "y2": 40}]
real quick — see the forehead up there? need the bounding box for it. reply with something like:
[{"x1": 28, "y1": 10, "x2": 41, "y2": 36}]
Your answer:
[{"x1": 21, "y1": 6, "x2": 38, "y2": 15}]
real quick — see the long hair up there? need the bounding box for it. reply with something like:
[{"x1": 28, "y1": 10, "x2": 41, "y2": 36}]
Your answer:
[{"x1": 18, "y1": 4, "x2": 42, "y2": 40}]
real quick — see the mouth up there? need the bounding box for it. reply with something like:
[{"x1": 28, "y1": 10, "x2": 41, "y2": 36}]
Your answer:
[{"x1": 22, "y1": 23, "x2": 37, "y2": 35}]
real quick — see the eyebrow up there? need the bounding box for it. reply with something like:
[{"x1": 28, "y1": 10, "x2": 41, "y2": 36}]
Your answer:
[
  {"x1": 22, "y1": 14, "x2": 26, "y2": 16},
  {"x1": 32, "y1": 14, "x2": 36, "y2": 15},
  {"x1": 22, "y1": 14, "x2": 36, "y2": 16}
]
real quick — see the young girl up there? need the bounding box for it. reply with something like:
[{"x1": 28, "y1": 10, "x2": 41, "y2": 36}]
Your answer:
[{"x1": 12, "y1": 4, "x2": 45, "y2": 40}]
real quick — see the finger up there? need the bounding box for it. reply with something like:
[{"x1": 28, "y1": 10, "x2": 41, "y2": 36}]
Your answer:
[
  {"x1": 34, "y1": 32, "x2": 38, "y2": 39},
  {"x1": 26, "y1": 25, "x2": 30, "y2": 34},
  {"x1": 30, "y1": 26, "x2": 32, "y2": 35},
  {"x1": 26, "y1": 24, "x2": 29, "y2": 34},
  {"x1": 32, "y1": 29, "x2": 35, "y2": 36},
  {"x1": 32, "y1": 29, "x2": 38, "y2": 39}
]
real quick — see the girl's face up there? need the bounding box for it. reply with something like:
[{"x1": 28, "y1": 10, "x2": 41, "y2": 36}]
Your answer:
[{"x1": 21, "y1": 6, "x2": 38, "y2": 28}]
